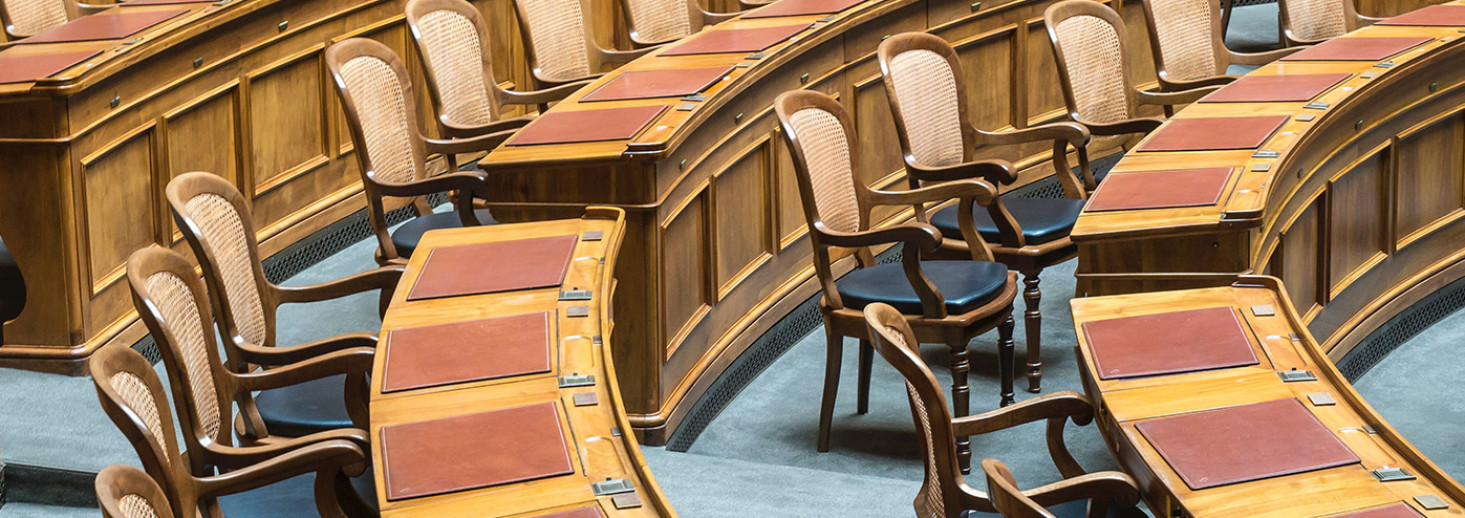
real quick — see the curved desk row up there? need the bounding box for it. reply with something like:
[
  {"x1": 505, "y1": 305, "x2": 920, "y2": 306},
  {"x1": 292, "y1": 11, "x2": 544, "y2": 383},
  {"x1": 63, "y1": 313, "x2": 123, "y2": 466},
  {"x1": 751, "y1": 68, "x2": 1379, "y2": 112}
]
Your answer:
[{"x1": 369, "y1": 207, "x2": 674, "y2": 517}]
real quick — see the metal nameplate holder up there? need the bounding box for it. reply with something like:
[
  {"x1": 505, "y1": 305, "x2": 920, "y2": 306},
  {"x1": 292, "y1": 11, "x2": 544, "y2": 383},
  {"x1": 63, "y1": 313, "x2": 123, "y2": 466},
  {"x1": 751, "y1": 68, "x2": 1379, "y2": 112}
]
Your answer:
[
  {"x1": 1278, "y1": 369, "x2": 1317, "y2": 382},
  {"x1": 1372, "y1": 467, "x2": 1416, "y2": 482},
  {"x1": 558, "y1": 374, "x2": 596, "y2": 388},
  {"x1": 592, "y1": 479, "x2": 636, "y2": 496},
  {"x1": 560, "y1": 289, "x2": 593, "y2": 301}
]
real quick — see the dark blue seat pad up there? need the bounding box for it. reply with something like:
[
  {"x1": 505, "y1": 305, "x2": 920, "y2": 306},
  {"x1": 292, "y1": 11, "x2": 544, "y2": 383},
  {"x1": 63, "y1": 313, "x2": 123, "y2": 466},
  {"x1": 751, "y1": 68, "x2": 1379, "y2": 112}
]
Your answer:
[
  {"x1": 964, "y1": 498, "x2": 1149, "y2": 517},
  {"x1": 218, "y1": 470, "x2": 377, "y2": 517},
  {"x1": 836, "y1": 261, "x2": 1009, "y2": 315},
  {"x1": 930, "y1": 198, "x2": 1084, "y2": 247},
  {"x1": 389, "y1": 208, "x2": 496, "y2": 258},
  {"x1": 255, "y1": 375, "x2": 352, "y2": 438}
]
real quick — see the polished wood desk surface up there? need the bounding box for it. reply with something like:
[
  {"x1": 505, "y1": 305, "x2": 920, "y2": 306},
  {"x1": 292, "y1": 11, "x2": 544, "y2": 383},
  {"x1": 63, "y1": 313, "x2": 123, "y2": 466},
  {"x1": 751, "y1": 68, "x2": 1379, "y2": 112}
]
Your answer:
[
  {"x1": 369, "y1": 207, "x2": 675, "y2": 517},
  {"x1": 1071, "y1": 277, "x2": 1465, "y2": 518}
]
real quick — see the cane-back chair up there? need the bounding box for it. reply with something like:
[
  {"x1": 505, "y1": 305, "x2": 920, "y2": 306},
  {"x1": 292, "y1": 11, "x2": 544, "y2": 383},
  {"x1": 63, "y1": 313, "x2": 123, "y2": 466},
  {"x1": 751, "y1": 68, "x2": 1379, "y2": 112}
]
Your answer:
[
  {"x1": 1140, "y1": 0, "x2": 1299, "y2": 92},
  {"x1": 879, "y1": 33, "x2": 1094, "y2": 395},
  {"x1": 327, "y1": 38, "x2": 511, "y2": 264},
  {"x1": 775, "y1": 89, "x2": 1020, "y2": 473},
  {"x1": 90, "y1": 345, "x2": 369, "y2": 518},
  {"x1": 0, "y1": 0, "x2": 106, "y2": 40},
  {"x1": 512, "y1": 0, "x2": 655, "y2": 88},
  {"x1": 1278, "y1": 0, "x2": 1377, "y2": 46},
  {"x1": 863, "y1": 303, "x2": 1140, "y2": 518},
  {"x1": 1044, "y1": 1, "x2": 1218, "y2": 154},
  {"x1": 406, "y1": 0, "x2": 589, "y2": 136},
  {"x1": 983, "y1": 459, "x2": 1147, "y2": 518},
  {"x1": 166, "y1": 172, "x2": 395, "y2": 438},
  {"x1": 619, "y1": 0, "x2": 737, "y2": 47}
]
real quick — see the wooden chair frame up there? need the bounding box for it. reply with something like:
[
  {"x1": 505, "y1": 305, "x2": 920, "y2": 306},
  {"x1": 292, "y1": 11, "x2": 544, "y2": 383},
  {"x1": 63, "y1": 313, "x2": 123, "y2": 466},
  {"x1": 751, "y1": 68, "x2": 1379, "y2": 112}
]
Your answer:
[
  {"x1": 166, "y1": 171, "x2": 401, "y2": 370},
  {"x1": 97, "y1": 464, "x2": 178, "y2": 518},
  {"x1": 511, "y1": 0, "x2": 656, "y2": 88},
  {"x1": 90, "y1": 345, "x2": 368, "y2": 518},
  {"x1": 1277, "y1": 0, "x2": 1378, "y2": 47},
  {"x1": 775, "y1": 89, "x2": 1020, "y2": 473},
  {"x1": 863, "y1": 303, "x2": 1130, "y2": 517},
  {"x1": 0, "y1": 0, "x2": 107, "y2": 40},
  {"x1": 406, "y1": 0, "x2": 591, "y2": 135},
  {"x1": 879, "y1": 32, "x2": 1093, "y2": 394},
  {"x1": 1141, "y1": 0, "x2": 1300, "y2": 92},
  {"x1": 326, "y1": 38, "x2": 510, "y2": 264},
  {"x1": 617, "y1": 0, "x2": 738, "y2": 47},
  {"x1": 983, "y1": 459, "x2": 1144, "y2": 518}
]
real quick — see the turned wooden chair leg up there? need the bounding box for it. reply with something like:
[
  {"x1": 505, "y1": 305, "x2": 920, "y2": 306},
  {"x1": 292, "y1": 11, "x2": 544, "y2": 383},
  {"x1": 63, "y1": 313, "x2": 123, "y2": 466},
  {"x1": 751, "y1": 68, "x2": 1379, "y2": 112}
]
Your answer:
[
  {"x1": 857, "y1": 338, "x2": 873, "y2": 415},
  {"x1": 818, "y1": 327, "x2": 843, "y2": 453},
  {"x1": 948, "y1": 338, "x2": 973, "y2": 474},
  {"x1": 999, "y1": 313, "x2": 1016, "y2": 407},
  {"x1": 1022, "y1": 270, "x2": 1043, "y2": 393}
]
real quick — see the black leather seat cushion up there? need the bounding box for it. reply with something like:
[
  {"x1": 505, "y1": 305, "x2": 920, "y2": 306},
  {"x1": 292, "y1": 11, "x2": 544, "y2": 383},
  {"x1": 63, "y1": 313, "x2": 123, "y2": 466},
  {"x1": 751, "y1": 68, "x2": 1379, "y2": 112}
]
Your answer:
[
  {"x1": 0, "y1": 237, "x2": 26, "y2": 322},
  {"x1": 389, "y1": 208, "x2": 496, "y2": 258},
  {"x1": 930, "y1": 198, "x2": 1084, "y2": 246},
  {"x1": 836, "y1": 261, "x2": 1008, "y2": 315},
  {"x1": 255, "y1": 375, "x2": 352, "y2": 438},
  {"x1": 964, "y1": 499, "x2": 1149, "y2": 517}
]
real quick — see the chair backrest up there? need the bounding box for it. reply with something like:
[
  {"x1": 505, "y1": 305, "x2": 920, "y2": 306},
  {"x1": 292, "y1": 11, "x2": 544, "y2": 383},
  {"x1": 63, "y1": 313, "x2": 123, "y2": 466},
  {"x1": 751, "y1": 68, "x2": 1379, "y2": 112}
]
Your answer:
[
  {"x1": 97, "y1": 464, "x2": 178, "y2": 518},
  {"x1": 90, "y1": 344, "x2": 193, "y2": 515},
  {"x1": 982, "y1": 459, "x2": 1059, "y2": 518},
  {"x1": 326, "y1": 38, "x2": 432, "y2": 189},
  {"x1": 513, "y1": 0, "x2": 593, "y2": 84},
  {"x1": 878, "y1": 33, "x2": 975, "y2": 172},
  {"x1": 1141, "y1": 0, "x2": 1226, "y2": 82},
  {"x1": 166, "y1": 172, "x2": 274, "y2": 360},
  {"x1": 773, "y1": 90, "x2": 870, "y2": 268},
  {"x1": 620, "y1": 0, "x2": 693, "y2": 44},
  {"x1": 1045, "y1": 1, "x2": 1136, "y2": 126},
  {"x1": 864, "y1": 303, "x2": 979, "y2": 518},
  {"x1": 1280, "y1": 0, "x2": 1350, "y2": 42},
  {"x1": 0, "y1": 0, "x2": 70, "y2": 39},
  {"x1": 406, "y1": 0, "x2": 503, "y2": 130}
]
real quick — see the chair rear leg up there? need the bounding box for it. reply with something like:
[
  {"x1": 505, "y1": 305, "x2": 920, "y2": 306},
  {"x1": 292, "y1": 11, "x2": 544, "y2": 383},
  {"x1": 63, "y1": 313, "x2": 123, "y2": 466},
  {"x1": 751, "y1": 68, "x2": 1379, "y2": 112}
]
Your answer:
[
  {"x1": 999, "y1": 314, "x2": 1016, "y2": 407},
  {"x1": 947, "y1": 338, "x2": 972, "y2": 474},
  {"x1": 1022, "y1": 270, "x2": 1043, "y2": 393},
  {"x1": 856, "y1": 339, "x2": 873, "y2": 414},
  {"x1": 818, "y1": 327, "x2": 844, "y2": 452}
]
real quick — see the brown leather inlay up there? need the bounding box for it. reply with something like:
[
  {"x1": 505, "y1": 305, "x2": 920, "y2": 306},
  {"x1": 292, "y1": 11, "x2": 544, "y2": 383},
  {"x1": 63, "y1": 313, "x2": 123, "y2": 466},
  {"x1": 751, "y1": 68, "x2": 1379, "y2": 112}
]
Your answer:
[
  {"x1": 580, "y1": 66, "x2": 734, "y2": 102},
  {"x1": 1280, "y1": 37, "x2": 1433, "y2": 61},
  {"x1": 19, "y1": 9, "x2": 188, "y2": 44},
  {"x1": 382, "y1": 312, "x2": 553, "y2": 393},
  {"x1": 1326, "y1": 503, "x2": 1425, "y2": 518},
  {"x1": 1084, "y1": 168, "x2": 1234, "y2": 213},
  {"x1": 1377, "y1": 5, "x2": 1465, "y2": 26},
  {"x1": 1136, "y1": 398, "x2": 1360, "y2": 490},
  {"x1": 535, "y1": 507, "x2": 606, "y2": 518},
  {"x1": 742, "y1": 0, "x2": 864, "y2": 19},
  {"x1": 660, "y1": 24, "x2": 812, "y2": 56},
  {"x1": 1082, "y1": 306, "x2": 1258, "y2": 379},
  {"x1": 0, "y1": 50, "x2": 100, "y2": 83},
  {"x1": 505, "y1": 105, "x2": 666, "y2": 146},
  {"x1": 1200, "y1": 73, "x2": 1351, "y2": 103},
  {"x1": 406, "y1": 235, "x2": 578, "y2": 301},
  {"x1": 380, "y1": 402, "x2": 574, "y2": 500},
  {"x1": 1136, "y1": 115, "x2": 1288, "y2": 152}
]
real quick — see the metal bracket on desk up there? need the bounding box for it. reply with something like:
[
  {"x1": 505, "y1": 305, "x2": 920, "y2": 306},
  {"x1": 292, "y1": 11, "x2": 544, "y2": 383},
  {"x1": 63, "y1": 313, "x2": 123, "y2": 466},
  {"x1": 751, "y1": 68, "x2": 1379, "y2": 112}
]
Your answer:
[
  {"x1": 560, "y1": 289, "x2": 592, "y2": 301},
  {"x1": 1279, "y1": 369, "x2": 1316, "y2": 382},
  {"x1": 592, "y1": 478, "x2": 635, "y2": 496},
  {"x1": 1372, "y1": 467, "x2": 1416, "y2": 482},
  {"x1": 559, "y1": 374, "x2": 596, "y2": 388}
]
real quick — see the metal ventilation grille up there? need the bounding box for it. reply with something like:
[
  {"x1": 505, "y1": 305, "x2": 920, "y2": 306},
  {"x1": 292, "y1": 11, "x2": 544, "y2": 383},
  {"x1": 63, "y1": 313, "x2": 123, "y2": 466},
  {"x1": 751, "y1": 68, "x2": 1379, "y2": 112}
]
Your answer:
[
  {"x1": 130, "y1": 335, "x2": 161, "y2": 365},
  {"x1": 1336, "y1": 275, "x2": 1465, "y2": 381}
]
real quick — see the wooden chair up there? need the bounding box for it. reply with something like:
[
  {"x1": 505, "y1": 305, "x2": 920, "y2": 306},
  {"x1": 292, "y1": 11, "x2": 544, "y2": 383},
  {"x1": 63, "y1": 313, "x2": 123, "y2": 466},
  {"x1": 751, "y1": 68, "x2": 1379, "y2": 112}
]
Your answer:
[
  {"x1": 618, "y1": 0, "x2": 737, "y2": 47},
  {"x1": 406, "y1": 0, "x2": 590, "y2": 134},
  {"x1": 774, "y1": 89, "x2": 1020, "y2": 472},
  {"x1": 166, "y1": 172, "x2": 395, "y2": 438},
  {"x1": 89, "y1": 345, "x2": 369, "y2": 518},
  {"x1": 983, "y1": 459, "x2": 1147, "y2": 518},
  {"x1": 0, "y1": 0, "x2": 106, "y2": 40},
  {"x1": 512, "y1": 0, "x2": 655, "y2": 88},
  {"x1": 1278, "y1": 0, "x2": 1377, "y2": 47},
  {"x1": 326, "y1": 38, "x2": 510, "y2": 264},
  {"x1": 862, "y1": 302, "x2": 1139, "y2": 517},
  {"x1": 1140, "y1": 0, "x2": 1299, "y2": 92},
  {"x1": 879, "y1": 32, "x2": 1092, "y2": 395},
  {"x1": 0, "y1": 234, "x2": 24, "y2": 345},
  {"x1": 1044, "y1": 1, "x2": 1218, "y2": 165}
]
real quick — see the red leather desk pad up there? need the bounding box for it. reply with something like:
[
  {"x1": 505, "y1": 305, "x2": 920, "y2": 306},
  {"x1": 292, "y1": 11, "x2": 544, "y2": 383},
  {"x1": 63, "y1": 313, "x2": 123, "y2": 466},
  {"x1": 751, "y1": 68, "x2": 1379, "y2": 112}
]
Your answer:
[
  {"x1": 1280, "y1": 37, "x2": 1433, "y2": 61},
  {"x1": 580, "y1": 66, "x2": 734, "y2": 102},
  {"x1": 0, "y1": 50, "x2": 100, "y2": 83},
  {"x1": 505, "y1": 105, "x2": 665, "y2": 146},
  {"x1": 1135, "y1": 115, "x2": 1288, "y2": 152},
  {"x1": 743, "y1": 0, "x2": 864, "y2": 19},
  {"x1": 1135, "y1": 398, "x2": 1360, "y2": 490},
  {"x1": 380, "y1": 402, "x2": 574, "y2": 500},
  {"x1": 406, "y1": 235, "x2": 578, "y2": 301},
  {"x1": 1084, "y1": 167, "x2": 1234, "y2": 213},
  {"x1": 536, "y1": 507, "x2": 605, "y2": 518},
  {"x1": 1081, "y1": 306, "x2": 1258, "y2": 380},
  {"x1": 1200, "y1": 73, "x2": 1351, "y2": 103},
  {"x1": 381, "y1": 312, "x2": 552, "y2": 393},
  {"x1": 19, "y1": 9, "x2": 187, "y2": 44},
  {"x1": 1328, "y1": 504, "x2": 1425, "y2": 518},
  {"x1": 1378, "y1": 4, "x2": 1465, "y2": 26},
  {"x1": 660, "y1": 24, "x2": 811, "y2": 56}
]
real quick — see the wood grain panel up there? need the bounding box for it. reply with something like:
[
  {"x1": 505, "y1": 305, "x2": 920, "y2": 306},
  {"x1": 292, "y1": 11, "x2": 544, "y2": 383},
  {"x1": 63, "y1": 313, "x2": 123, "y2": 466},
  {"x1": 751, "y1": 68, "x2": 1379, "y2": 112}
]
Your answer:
[
  {"x1": 1328, "y1": 147, "x2": 1389, "y2": 296},
  {"x1": 712, "y1": 139, "x2": 773, "y2": 299},
  {"x1": 1024, "y1": 18, "x2": 1064, "y2": 124},
  {"x1": 164, "y1": 84, "x2": 241, "y2": 244},
  {"x1": 1395, "y1": 111, "x2": 1465, "y2": 248},
  {"x1": 80, "y1": 125, "x2": 158, "y2": 295},
  {"x1": 660, "y1": 188, "x2": 711, "y2": 360},
  {"x1": 772, "y1": 128, "x2": 807, "y2": 250},
  {"x1": 954, "y1": 28, "x2": 1016, "y2": 131},
  {"x1": 851, "y1": 74, "x2": 904, "y2": 188},
  {"x1": 245, "y1": 47, "x2": 329, "y2": 199},
  {"x1": 1279, "y1": 194, "x2": 1324, "y2": 315}
]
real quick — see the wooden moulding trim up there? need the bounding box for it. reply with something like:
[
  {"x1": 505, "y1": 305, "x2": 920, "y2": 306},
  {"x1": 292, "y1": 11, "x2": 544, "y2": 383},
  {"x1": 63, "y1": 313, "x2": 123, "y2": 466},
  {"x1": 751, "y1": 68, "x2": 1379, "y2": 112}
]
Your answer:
[{"x1": 1323, "y1": 247, "x2": 1465, "y2": 360}]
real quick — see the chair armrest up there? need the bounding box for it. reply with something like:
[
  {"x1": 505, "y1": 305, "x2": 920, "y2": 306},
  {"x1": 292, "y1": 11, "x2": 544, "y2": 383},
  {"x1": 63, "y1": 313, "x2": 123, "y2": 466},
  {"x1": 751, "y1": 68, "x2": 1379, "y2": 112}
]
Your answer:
[
  {"x1": 1356, "y1": 13, "x2": 1383, "y2": 25},
  {"x1": 1022, "y1": 471, "x2": 1143, "y2": 509},
  {"x1": 596, "y1": 45, "x2": 657, "y2": 66},
  {"x1": 975, "y1": 122, "x2": 1090, "y2": 149},
  {"x1": 440, "y1": 115, "x2": 533, "y2": 139},
  {"x1": 909, "y1": 159, "x2": 1018, "y2": 185},
  {"x1": 234, "y1": 333, "x2": 377, "y2": 366},
  {"x1": 814, "y1": 221, "x2": 942, "y2": 252},
  {"x1": 212, "y1": 428, "x2": 371, "y2": 468},
  {"x1": 701, "y1": 9, "x2": 741, "y2": 24},
  {"x1": 423, "y1": 129, "x2": 517, "y2": 156},
  {"x1": 1228, "y1": 46, "x2": 1303, "y2": 65},
  {"x1": 76, "y1": 2, "x2": 112, "y2": 14},
  {"x1": 1077, "y1": 116, "x2": 1166, "y2": 138},
  {"x1": 234, "y1": 348, "x2": 375, "y2": 393},
  {"x1": 372, "y1": 170, "x2": 489, "y2": 199},
  {"x1": 952, "y1": 391, "x2": 1093, "y2": 436},
  {"x1": 867, "y1": 179, "x2": 998, "y2": 209},
  {"x1": 274, "y1": 266, "x2": 402, "y2": 305},
  {"x1": 1158, "y1": 73, "x2": 1237, "y2": 91},
  {"x1": 196, "y1": 440, "x2": 367, "y2": 499},
  {"x1": 1136, "y1": 86, "x2": 1220, "y2": 107},
  {"x1": 498, "y1": 80, "x2": 593, "y2": 107}
]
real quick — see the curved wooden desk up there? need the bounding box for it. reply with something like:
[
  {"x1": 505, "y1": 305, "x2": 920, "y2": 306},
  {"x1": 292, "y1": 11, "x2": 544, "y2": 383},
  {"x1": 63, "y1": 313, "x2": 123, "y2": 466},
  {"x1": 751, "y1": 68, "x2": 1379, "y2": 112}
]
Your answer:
[{"x1": 369, "y1": 207, "x2": 673, "y2": 517}]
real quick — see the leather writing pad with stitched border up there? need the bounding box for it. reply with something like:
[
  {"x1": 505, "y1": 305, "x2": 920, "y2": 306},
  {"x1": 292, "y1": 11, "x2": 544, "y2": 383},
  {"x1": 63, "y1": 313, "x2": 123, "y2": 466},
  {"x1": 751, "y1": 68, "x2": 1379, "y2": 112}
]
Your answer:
[
  {"x1": 581, "y1": 66, "x2": 734, "y2": 102},
  {"x1": 380, "y1": 402, "x2": 574, "y2": 500},
  {"x1": 505, "y1": 105, "x2": 665, "y2": 146},
  {"x1": 1136, "y1": 398, "x2": 1360, "y2": 490},
  {"x1": 381, "y1": 312, "x2": 553, "y2": 393},
  {"x1": 0, "y1": 50, "x2": 101, "y2": 83},
  {"x1": 19, "y1": 9, "x2": 187, "y2": 44},
  {"x1": 1084, "y1": 168, "x2": 1234, "y2": 213},
  {"x1": 1378, "y1": 4, "x2": 1465, "y2": 26},
  {"x1": 660, "y1": 24, "x2": 812, "y2": 56},
  {"x1": 1326, "y1": 504, "x2": 1424, "y2": 518},
  {"x1": 1135, "y1": 115, "x2": 1288, "y2": 152},
  {"x1": 406, "y1": 234, "x2": 578, "y2": 301},
  {"x1": 742, "y1": 0, "x2": 864, "y2": 19},
  {"x1": 536, "y1": 508, "x2": 606, "y2": 518},
  {"x1": 1082, "y1": 306, "x2": 1258, "y2": 379},
  {"x1": 1200, "y1": 73, "x2": 1351, "y2": 103},
  {"x1": 1280, "y1": 36, "x2": 1433, "y2": 61}
]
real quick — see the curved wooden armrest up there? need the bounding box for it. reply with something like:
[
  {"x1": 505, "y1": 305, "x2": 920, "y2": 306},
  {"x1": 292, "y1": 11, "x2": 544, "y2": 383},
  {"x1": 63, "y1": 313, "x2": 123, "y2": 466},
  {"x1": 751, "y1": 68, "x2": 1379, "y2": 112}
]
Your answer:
[
  {"x1": 235, "y1": 348, "x2": 375, "y2": 393},
  {"x1": 952, "y1": 391, "x2": 1093, "y2": 436},
  {"x1": 1158, "y1": 73, "x2": 1237, "y2": 91},
  {"x1": 1077, "y1": 117, "x2": 1165, "y2": 138},
  {"x1": 423, "y1": 128, "x2": 517, "y2": 156},
  {"x1": 702, "y1": 9, "x2": 741, "y2": 23},
  {"x1": 976, "y1": 122, "x2": 1090, "y2": 149},
  {"x1": 868, "y1": 179, "x2": 998, "y2": 208},
  {"x1": 815, "y1": 221, "x2": 943, "y2": 253},
  {"x1": 76, "y1": 2, "x2": 113, "y2": 14},
  {"x1": 1284, "y1": 30, "x2": 1329, "y2": 47},
  {"x1": 1136, "y1": 86, "x2": 1220, "y2": 107},
  {"x1": 275, "y1": 266, "x2": 402, "y2": 305},
  {"x1": 1356, "y1": 13, "x2": 1383, "y2": 25},
  {"x1": 1022, "y1": 471, "x2": 1143, "y2": 509},
  {"x1": 196, "y1": 440, "x2": 367, "y2": 498},
  {"x1": 372, "y1": 170, "x2": 489, "y2": 199},
  {"x1": 596, "y1": 44, "x2": 658, "y2": 66},
  {"x1": 498, "y1": 79, "x2": 593, "y2": 107},
  {"x1": 1228, "y1": 46, "x2": 1303, "y2": 66},
  {"x1": 234, "y1": 332, "x2": 377, "y2": 366},
  {"x1": 440, "y1": 115, "x2": 533, "y2": 139},
  {"x1": 212, "y1": 428, "x2": 371, "y2": 469},
  {"x1": 910, "y1": 159, "x2": 1018, "y2": 185}
]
